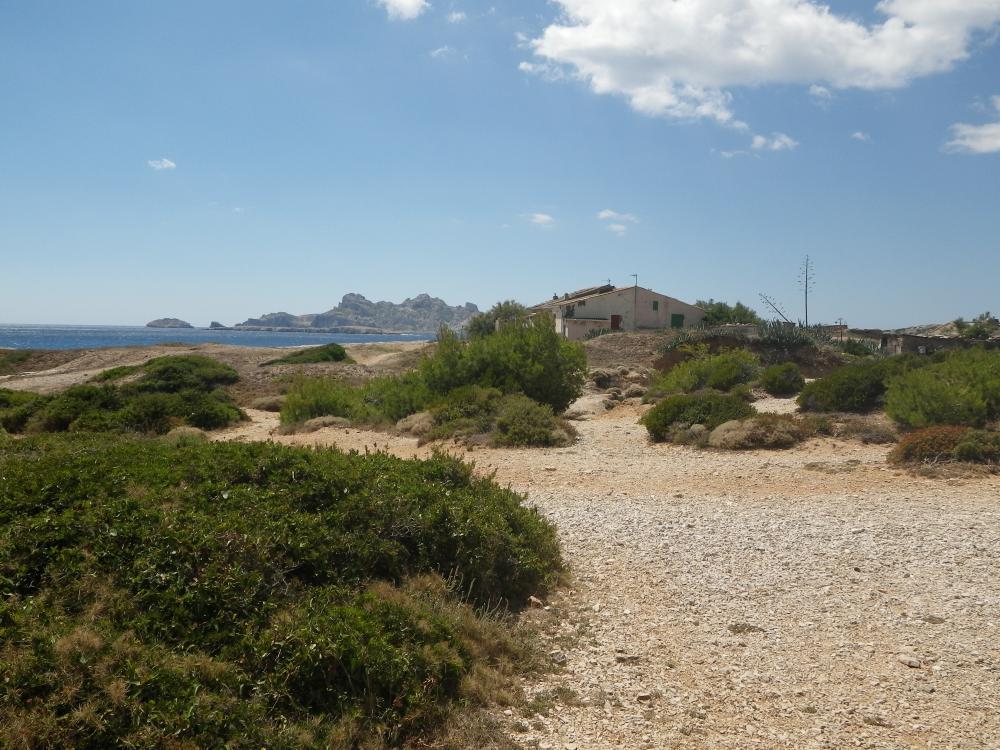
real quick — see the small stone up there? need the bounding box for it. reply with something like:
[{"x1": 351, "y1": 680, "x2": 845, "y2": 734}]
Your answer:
[
  {"x1": 616, "y1": 654, "x2": 642, "y2": 664},
  {"x1": 529, "y1": 595, "x2": 544, "y2": 608},
  {"x1": 898, "y1": 653, "x2": 922, "y2": 668},
  {"x1": 637, "y1": 691, "x2": 652, "y2": 701},
  {"x1": 921, "y1": 614, "x2": 946, "y2": 625}
]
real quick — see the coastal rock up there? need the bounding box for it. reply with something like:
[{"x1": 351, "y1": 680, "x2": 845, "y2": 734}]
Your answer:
[
  {"x1": 236, "y1": 293, "x2": 479, "y2": 334},
  {"x1": 146, "y1": 318, "x2": 193, "y2": 329}
]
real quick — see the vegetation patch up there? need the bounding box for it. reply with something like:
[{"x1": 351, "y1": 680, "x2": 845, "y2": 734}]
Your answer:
[
  {"x1": 0, "y1": 349, "x2": 33, "y2": 375},
  {"x1": 263, "y1": 342, "x2": 354, "y2": 366},
  {"x1": 643, "y1": 392, "x2": 755, "y2": 442},
  {"x1": 707, "y1": 414, "x2": 813, "y2": 450},
  {"x1": 646, "y1": 350, "x2": 761, "y2": 400},
  {"x1": 758, "y1": 362, "x2": 805, "y2": 397},
  {"x1": 0, "y1": 434, "x2": 561, "y2": 748},
  {"x1": 884, "y1": 348, "x2": 1000, "y2": 428},
  {"x1": 0, "y1": 355, "x2": 244, "y2": 435},
  {"x1": 889, "y1": 426, "x2": 1000, "y2": 466},
  {"x1": 279, "y1": 315, "x2": 586, "y2": 447},
  {"x1": 797, "y1": 356, "x2": 926, "y2": 414}
]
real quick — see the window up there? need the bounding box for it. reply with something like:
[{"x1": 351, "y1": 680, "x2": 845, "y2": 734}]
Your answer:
[
  {"x1": 578, "y1": 299, "x2": 586, "y2": 306},
  {"x1": 651, "y1": 300, "x2": 659, "y2": 311}
]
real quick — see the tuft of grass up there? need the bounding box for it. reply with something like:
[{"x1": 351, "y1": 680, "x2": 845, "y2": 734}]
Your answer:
[{"x1": 263, "y1": 342, "x2": 354, "y2": 366}]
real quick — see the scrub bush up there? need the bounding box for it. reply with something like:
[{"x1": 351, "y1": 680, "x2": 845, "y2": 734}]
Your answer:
[
  {"x1": 648, "y1": 350, "x2": 761, "y2": 399},
  {"x1": 493, "y1": 394, "x2": 564, "y2": 447},
  {"x1": 888, "y1": 426, "x2": 973, "y2": 464},
  {"x1": 643, "y1": 392, "x2": 755, "y2": 441},
  {"x1": 758, "y1": 362, "x2": 805, "y2": 397},
  {"x1": 263, "y1": 342, "x2": 354, "y2": 365},
  {"x1": 885, "y1": 348, "x2": 1000, "y2": 428},
  {"x1": 797, "y1": 356, "x2": 926, "y2": 413},
  {"x1": 0, "y1": 434, "x2": 561, "y2": 747},
  {"x1": 707, "y1": 414, "x2": 811, "y2": 450}
]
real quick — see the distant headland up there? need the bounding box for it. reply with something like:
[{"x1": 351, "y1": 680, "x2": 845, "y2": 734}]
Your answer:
[{"x1": 146, "y1": 318, "x2": 193, "y2": 329}]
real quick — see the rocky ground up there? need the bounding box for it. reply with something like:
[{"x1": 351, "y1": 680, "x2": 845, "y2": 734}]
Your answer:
[{"x1": 220, "y1": 401, "x2": 1000, "y2": 750}]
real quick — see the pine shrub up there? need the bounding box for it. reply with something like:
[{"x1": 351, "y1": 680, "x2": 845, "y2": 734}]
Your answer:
[
  {"x1": 643, "y1": 392, "x2": 755, "y2": 442},
  {"x1": 758, "y1": 362, "x2": 805, "y2": 396}
]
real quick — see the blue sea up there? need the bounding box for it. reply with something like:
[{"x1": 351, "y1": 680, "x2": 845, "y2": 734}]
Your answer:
[{"x1": 0, "y1": 325, "x2": 436, "y2": 351}]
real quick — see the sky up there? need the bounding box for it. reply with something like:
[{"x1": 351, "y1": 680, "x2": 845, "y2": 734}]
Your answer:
[{"x1": 1, "y1": 0, "x2": 998, "y2": 329}]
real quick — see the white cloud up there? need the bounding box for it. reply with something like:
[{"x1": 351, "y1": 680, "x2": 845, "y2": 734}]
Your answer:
[
  {"x1": 751, "y1": 132, "x2": 799, "y2": 151},
  {"x1": 447, "y1": 11, "x2": 466, "y2": 23},
  {"x1": 809, "y1": 84, "x2": 833, "y2": 101},
  {"x1": 597, "y1": 209, "x2": 638, "y2": 223},
  {"x1": 147, "y1": 158, "x2": 176, "y2": 170},
  {"x1": 430, "y1": 45, "x2": 454, "y2": 59},
  {"x1": 606, "y1": 223, "x2": 628, "y2": 237},
  {"x1": 523, "y1": 0, "x2": 1000, "y2": 127},
  {"x1": 526, "y1": 212, "x2": 555, "y2": 227},
  {"x1": 945, "y1": 97, "x2": 1000, "y2": 154},
  {"x1": 377, "y1": 0, "x2": 428, "y2": 21},
  {"x1": 852, "y1": 131, "x2": 872, "y2": 142}
]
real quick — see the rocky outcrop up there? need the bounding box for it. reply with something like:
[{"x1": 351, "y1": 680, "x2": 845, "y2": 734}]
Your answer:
[
  {"x1": 209, "y1": 321, "x2": 229, "y2": 330},
  {"x1": 146, "y1": 318, "x2": 193, "y2": 329},
  {"x1": 236, "y1": 294, "x2": 478, "y2": 333}
]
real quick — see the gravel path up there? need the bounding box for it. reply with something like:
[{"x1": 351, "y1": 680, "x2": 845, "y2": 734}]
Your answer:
[{"x1": 220, "y1": 404, "x2": 1000, "y2": 750}]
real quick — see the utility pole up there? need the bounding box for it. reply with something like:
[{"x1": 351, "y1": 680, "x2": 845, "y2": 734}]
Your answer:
[
  {"x1": 630, "y1": 273, "x2": 638, "y2": 332},
  {"x1": 799, "y1": 255, "x2": 815, "y2": 327}
]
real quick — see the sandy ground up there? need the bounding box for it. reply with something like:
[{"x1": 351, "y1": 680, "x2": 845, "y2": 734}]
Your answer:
[{"x1": 218, "y1": 403, "x2": 1000, "y2": 750}]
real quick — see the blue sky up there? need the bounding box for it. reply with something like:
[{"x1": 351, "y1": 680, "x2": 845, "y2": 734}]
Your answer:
[{"x1": 1, "y1": 0, "x2": 998, "y2": 328}]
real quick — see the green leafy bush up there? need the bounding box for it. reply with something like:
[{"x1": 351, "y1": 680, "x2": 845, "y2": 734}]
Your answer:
[
  {"x1": 360, "y1": 371, "x2": 434, "y2": 423},
  {"x1": 694, "y1": 299, "x2": 762, "y2": 325},
  {"x1": 493, "y1": 394, "x2": 564, "y2": 447},
  {"x1": 885, "y1": 348, "x2": 1000, "y2": 428},
  {"x1": 0, "y1": 435, "x2": 561, "y2": 747},
  {"x1": 837, "y1": 338, "x2": 878, "y2": 357},
  {"x1": 648, "y1": 350, "x2": 761, "y2": 399},
  {"x1": 465, "y1": 300, "x2": 529, "y2": 339},
  {"x1": 263, "y1": 342, "x2": 354, "y2": 365},
  {"x1": 797, "y1": 356, "x2": 926, "y2": 413},
  {"x1": 0, "y1": 356, "x2": 244, "y2": 435},
  {"x1": 758, "y1": 362, "x2": 805, "y2": 397},
  {"x1": 643, "y1": 392, "x2": 755, "y2": 441},
  {"x1": 280, "y1": 376, "x2": 368, "y2": 425},
  {"x1": 953, "y1": 430, "x2": 1000, "y2": 463}
]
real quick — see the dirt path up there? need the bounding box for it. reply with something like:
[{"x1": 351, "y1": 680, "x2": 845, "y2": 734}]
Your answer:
[{"x1": 219, "y1": 404, "x2": 1000, "y2": 750}]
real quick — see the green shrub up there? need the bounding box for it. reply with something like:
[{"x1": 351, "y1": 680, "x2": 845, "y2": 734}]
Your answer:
[
  {"x1": 0, "y1": 435, "x2": 561, "y2": 747},
  {"x1": 694, "y1": 299, "x2": 762, "y2": 325},
  {"x1": 643, "y1": 392, "x2": 755, "y2": 441},
  {"x1": 135, "y1": 355, "x2": 240, "y2": 393},
  {"x1": 361, "y1": 371, "x2": 434, "y2": 423},
  {"x1": 423, "y1": 316, "x2": 586, "y2": 413},
  {"x1": 649, "y1": 350, "x2": 761, "y2": 398},
  {"x1": 432, "y1": 385, "x2": 503, "y2": 430},
  {"x1": 837, "y1": 338, "x2": 878, "y2": 357},
  {"x1": 953, "y1": 430, "x2": 1000, "y2": 464},
  {"x1": 1, "y1": 357, "x2": 244, "y2": 435},
  {"x1": 885, "y1": 348, "x2": 1000, "y2": 428},
  {"x1": 0, "y1": 350, "x2": 32, "y2": 375},
  {"x1": 493, "y1": 394, "x2": 564, "y2": 447},
  {"x1": 263, "y1": 342, "x2": 354, "y2": 366},
  {"x1": 797, "y1": 356, "x2": 926, "y2": 413},
  {"x1": 280, "y1": 376, "x2": 368, "y2": 425},
  {"x1": 92, "y1": 364, "x2": 142, "y2": 381},
  {"x1": 759, "y1": 362, "x2": 805, "y2": 397}
]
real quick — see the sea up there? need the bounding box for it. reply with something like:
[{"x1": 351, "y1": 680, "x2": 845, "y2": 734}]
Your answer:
[{"x1": 0, "y1": 325, "x2": 436, "y2": 351}]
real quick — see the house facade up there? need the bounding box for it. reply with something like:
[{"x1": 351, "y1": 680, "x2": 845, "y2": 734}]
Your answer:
[{"x1": 532, "y1": 284, "x2": 705, "y2": 341}]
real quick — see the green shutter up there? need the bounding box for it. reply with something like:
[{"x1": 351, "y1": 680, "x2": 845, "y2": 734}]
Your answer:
[{"x1": 670, "y1": 313, "x2": 685, "y2": 328}]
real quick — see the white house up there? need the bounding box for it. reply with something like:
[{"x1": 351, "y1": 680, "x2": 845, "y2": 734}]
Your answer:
[{"x1": 531, "y1": 284, "x2": 705, "y2": 341}]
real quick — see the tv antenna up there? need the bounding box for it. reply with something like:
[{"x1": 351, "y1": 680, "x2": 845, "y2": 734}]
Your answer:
[
  {"x1": 759, "y1": 293, "x2": 793, "y2": 324},
  {"x1": 799, "y1": 255, "x2": 815, "y2": 326}
]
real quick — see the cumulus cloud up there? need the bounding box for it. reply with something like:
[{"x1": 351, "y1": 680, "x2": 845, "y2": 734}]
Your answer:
[
  {"x1": 430, "y1": 45, "x2": 454, "y2": 59},
  {"x1": 809, "y1": 84, "x2": 833, "y2": 101},
  {"x1": 852, "y1": 131, "x2": 872, "y2": 142},
  {"x1": 447, "y1": 11, "x2": 466, "y2": 23},
  {"x1": 597, "y1": 209, "x2": 638, "y2": 223},
  {"x1": 946, "y1": 96, "x2": 1000, "y2": 154},
  {"x1": 751, "y1": 133, "x2": 799, "y2": 151},
  {"x1": 526, "y1": 212, "x2": 555, "y2": 227},
  {"x1": 377, "y1": 0, "x2": 428, "y2": 21},
  {"x1": 147, "y1": 158, "x2": 176, "y2": 170},
  {"x1": 523, "y1": 0, "x2": 1000, "y2": 127}
]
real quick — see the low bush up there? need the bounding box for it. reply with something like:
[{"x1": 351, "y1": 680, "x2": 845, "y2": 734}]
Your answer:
[
  {"x1": 797, "y1": 355, "x2": 926, "y2": 414},
  {"x1": 643, "y1": 392, "x2": 755, "y2": 442},
  {"x1": 758, "y1": 362, "x2": 805, "y2": 397},
  {"x1": 263, "y1": 342, "x2": 354, "y2": 366},
  {"x1": 0, "y1": 434, "x2": 561, "y2": 747},
  {"x1": 885, "y1": 348, "x2": 1000, "y2": 428},
  {"x1": 0, "y1": 356, "x2": 244, "y2": 435},
  {"x1": 360, "y1": 371, "x2": 434, "y2": 423},
  {"x1": 707, "y1": 414, "x2": 811, "y2": 450},
  {"x1": 280, "y1": 376, "x2": 368, "y2": 425},
  {"x1": 888, "y1": 426, "x2": 973, "y2": 464},
  {"x1": 648, "y1": 350, "x2": 761, "y2": 399},
  {"x1": 953, "y1": 430, "x2": 1000, "y2": 463},
  {"x1": 494, "y1": 394, "x2": 565, "y2": 447},
  {"x1": 837, "y1": 338, "x2": 878, "y2": 357}
]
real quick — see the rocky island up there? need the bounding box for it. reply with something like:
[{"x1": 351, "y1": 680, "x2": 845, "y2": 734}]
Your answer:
[
  {"x1": 146, "y1": 318, "x2": 193, "y2": 329},
  {"x1": 235, "y1": 293, "x2": 478, "y2": 333}
]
